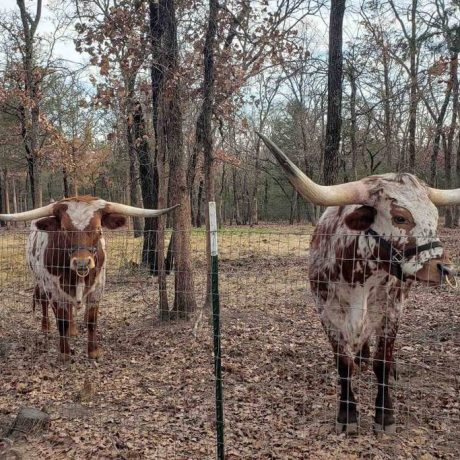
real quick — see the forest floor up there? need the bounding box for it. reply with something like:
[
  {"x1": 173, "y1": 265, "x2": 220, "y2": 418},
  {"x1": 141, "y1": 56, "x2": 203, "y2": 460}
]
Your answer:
[{"x1": 0, "y1": 224, "x2": 459, "y2": 459}]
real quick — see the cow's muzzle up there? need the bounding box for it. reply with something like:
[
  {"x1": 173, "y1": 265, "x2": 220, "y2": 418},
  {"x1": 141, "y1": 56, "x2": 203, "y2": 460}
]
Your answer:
[
  {"x1": 437, "y1": 263, "x2": 459, "y2": 289},
  {"x1": 70, "y1": 256, "x2": 95, "y2": 277}
]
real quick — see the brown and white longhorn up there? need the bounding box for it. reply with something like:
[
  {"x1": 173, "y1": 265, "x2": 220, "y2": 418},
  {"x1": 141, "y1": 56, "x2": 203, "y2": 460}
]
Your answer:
[
  {"x1": 0, "y1": 196, "x2": 177, "y2": 361},
  {"x1": 258, "y1": 132, "x2": 460, "y2": 433}
]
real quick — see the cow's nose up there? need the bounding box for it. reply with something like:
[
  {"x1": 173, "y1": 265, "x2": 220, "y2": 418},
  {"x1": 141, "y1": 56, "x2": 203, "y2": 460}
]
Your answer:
[
  {"x1": 437, "y1": 263, "x2": 459, "y2": 289},
  {"x1": 71, "y1": 257, "x2": 93, "y2": 273},
  {"x1": 77, "y1": 258, "x2": 91, "y2": 269},
  {"x1": 437, "y1": 263, "x2": 458, "y2": 277}
]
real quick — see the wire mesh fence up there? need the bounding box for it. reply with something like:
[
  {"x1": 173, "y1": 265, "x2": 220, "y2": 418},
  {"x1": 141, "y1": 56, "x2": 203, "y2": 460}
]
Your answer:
[{"x1": 0, "y1": 222, "x2": 459, "y2": 458}]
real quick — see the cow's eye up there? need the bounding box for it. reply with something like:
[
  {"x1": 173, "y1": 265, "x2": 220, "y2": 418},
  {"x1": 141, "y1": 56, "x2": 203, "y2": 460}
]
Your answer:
[{"x1": 393, "y1": 216, "x2": 407, "y2": 225}]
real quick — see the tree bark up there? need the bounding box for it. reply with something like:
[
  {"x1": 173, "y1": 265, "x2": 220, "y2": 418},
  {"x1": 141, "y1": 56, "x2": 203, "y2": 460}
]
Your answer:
[
  {"x1": 156, "y1": 0, "x2": 196, "y2": 318},
  {"x1": 348, "y1": 63, "x2": 358, "y2": 180},
  {"x1": 62, "y1": 167, "x2": 70, "y2": 197},
  {"x1": 388, "y1": 0, "x2": 419, "y2": 172},
  {"x1": 196, "y1": 0, "x2": 219, "y2": 308},
  {"x1": 382, "y1": 42, "x2": 394, "y2": 169},
  {"x1": 125, "y1": 81, "x2": 143, "y2": 237},
  {"x1": 0, "y1": 172, "x2": 4, "y2": 227},
  {"x1": 444, "y1": 53, "x2": 458, "y2": 228},
  {"x1": 455, "y1": 124, "x2": 460, "y2": 226},
  {"x1": 3, "y1": 169, "x2": 10, "y2": 215},
  {"x1": 132, "y1": 102, "x2": 161, "y2": 270},
  {"x1": 149, "y1": 0, "x2": 170, "y2": 317},
  {"x1": 17, "y1": 0, "x2": 43, "y2": 208},
  {"x1": 407, "y1": 0, "x2": 418, "y2": 172},
  {"x1": 324, "y1": 0, "x2": 346, "y2": 185},
  {"x1": 430, "y1": 85, "x2": 452, "y2": 186}
]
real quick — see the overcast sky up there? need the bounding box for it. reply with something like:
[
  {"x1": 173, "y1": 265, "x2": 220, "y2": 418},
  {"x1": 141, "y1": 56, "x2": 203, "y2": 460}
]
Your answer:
[
  {"x1": 0, "y1": 0, "x2": 370, "y2": 87},
  {"x1": 1, "y1": 0, "x2": 84, "y2": 66}
]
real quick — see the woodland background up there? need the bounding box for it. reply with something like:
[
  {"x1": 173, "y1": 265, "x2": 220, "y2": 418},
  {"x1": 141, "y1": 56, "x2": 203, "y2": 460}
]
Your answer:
[
  {"x1": 0, "y1": 0, "x2": 460, "y2": 314},
  {"x1": 1, "y1": 0, "x2": 459, "y2": 224}
]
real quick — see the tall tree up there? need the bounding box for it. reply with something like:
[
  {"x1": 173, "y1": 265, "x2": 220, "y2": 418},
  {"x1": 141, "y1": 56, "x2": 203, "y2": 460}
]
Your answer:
[
  {"x1": 132, "y1": 101, "x2": 160, "y2": 267},
  {"x1": 149, "y1": 0, "x2": 169, "y2": 318},
  {"x1": 388, "y1": 0, "x2": 423, "y2": 172},
  {"x1": 16, "y1": 0, "x2": 43, "y2": 207},
  {"x1": 193, "y1": 0, "x2": 219, "y2": 308},
  {"x1": 324, "y1": 0, "x2": 346, "y2": 185},
  {"x1": 74, "y1": 0, "x2": 150, "y2": 234},
  {"x1": 152, "y1": 0, "x2": 197, "y2": 319}
]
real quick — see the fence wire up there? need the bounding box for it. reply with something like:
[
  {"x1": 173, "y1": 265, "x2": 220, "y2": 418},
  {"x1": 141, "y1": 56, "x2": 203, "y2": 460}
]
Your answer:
[{"x1": 0, "y1": 223, "x2": 459, "y2": 458}]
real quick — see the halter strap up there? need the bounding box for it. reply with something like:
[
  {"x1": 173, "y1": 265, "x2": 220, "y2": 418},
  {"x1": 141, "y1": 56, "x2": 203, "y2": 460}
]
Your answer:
[{"x1": 365, "y1": 228, "x2": 443, "y2": 280}]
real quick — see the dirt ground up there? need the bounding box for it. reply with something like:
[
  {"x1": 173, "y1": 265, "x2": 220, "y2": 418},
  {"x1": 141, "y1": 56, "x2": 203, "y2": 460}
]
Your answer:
[{"x1": 0, "y1": 225, "x2": 459, "y2": 459}]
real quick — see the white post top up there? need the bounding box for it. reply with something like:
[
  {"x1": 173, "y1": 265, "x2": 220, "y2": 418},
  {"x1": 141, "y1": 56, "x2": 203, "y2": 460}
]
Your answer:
[{"x1": 208, "y1": 201, "x2": 218, "y2": 256}]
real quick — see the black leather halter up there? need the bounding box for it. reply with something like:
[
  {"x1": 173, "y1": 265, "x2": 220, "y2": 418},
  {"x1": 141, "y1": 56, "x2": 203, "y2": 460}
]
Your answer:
[{"x1": 365, "y1": 228, "x2": 443, "y2": 281}]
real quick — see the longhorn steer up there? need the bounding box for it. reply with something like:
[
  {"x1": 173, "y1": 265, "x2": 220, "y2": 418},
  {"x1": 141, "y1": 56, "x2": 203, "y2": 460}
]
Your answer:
[
  {"x1": 0, "y1": 196, "x2": 176, "y2": 361},
  {"x1": 257, "y1": 133, "x2": 460, "y2": 433}
]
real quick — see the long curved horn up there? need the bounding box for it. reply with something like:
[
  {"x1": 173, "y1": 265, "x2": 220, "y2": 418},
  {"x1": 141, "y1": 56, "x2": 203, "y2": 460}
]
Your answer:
[
  {"x1": 256, "y1": 132, "x2": 369, "y2": 206},
  {"x1": 0, "y1": 203, "x2": 55, "y2": 222},
  {"x1": 428, "y1": 187, "x2": 460, "y2": 206},
  {"x1": 104, "y1": 202, "x2": 180, "y2": 217}
]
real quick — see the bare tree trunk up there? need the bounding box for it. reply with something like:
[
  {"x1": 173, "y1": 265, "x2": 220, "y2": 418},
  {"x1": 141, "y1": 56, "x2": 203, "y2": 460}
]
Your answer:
[
  {"x1": 198, "y1": 0, "x2": 219, "y2": 308},
  {"x1": 157, "y1": 0, "x2": 196, "y2": 318},
  {"x1": 71, "y1": 178, "x2": 78, "y2": 196},
  {"x1": 125, "y1": 83, "x2": 143, "y2": 237},
  {"x1": 219, "y1": 165, "x2": 227, "y2": 224},
  {"x1": 289, "y1": 189, "x2": 297, "y2": 225},
  {"x1": 132, "y1": 102, "x2": 160, "y2": 268},
  {"x1": 26, "y1": 156, "x2": 41, "y2": 208},
  {"x1": 149, "y1": 0, "x2": 170, "y2": 316},
  {"x1": 382, "y1": 42, "x2": 393, "y2": 169},
  {"x1": 455, "y1": 127, "x2": 460, "y2": 226},
  {"x1": 324, "y1": 0, "x2": 345, "y2": 185},
  {"x1": 407, "y1": 0, "x2": 418, "y2": 172},
  {"x1": 445, "y1": 53, "x2": 458, "y2": 228},
  {"x1": 157, "y1": 129, "x2": 170, "y2": 320},
  {"x1": 0, "y1": 174, "x2": 5, "y2": 227},
  {"x1": 430, "y1": 86, "x2": 452, "y2": 186},
  {"x1": 12, "y1": 176, "x2": 18, "y2": 213},
  {"x1": 196, "y1": 180, "x2": 204, "y2": 227},
  {"x1": 249, "y1": 138, "x2": 260, "y2": 226},
  {"x1": 3, "y1": 170, "x2": 10, "y2": 215},
  {"x1": 263, "y1": 176, "x2": 268, "y2": 221},
  {"x1": 17, "y1": 0, "x2": 43, "y2": 208},
  {"x1": 389, "y1": 0, "x2": 418, "y2": 172},
  {"x1": 62, "y1": 167, "x2": 70, "y2": 197},
  {"x1": 348, "y1": 63, "x2": 358, "y2": 180}
]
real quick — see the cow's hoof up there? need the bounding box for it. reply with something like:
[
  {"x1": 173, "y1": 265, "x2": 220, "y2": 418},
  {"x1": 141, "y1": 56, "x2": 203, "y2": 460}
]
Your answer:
[
  {"x1": 88, "y1": 349, "x2": 102, "y2": 360},
  {"x1": 336, "y1": 422, "x2": 358, "y2": 435},
  {"x1": 373, "y1": 422, "x2": 396, "y2": 434}
]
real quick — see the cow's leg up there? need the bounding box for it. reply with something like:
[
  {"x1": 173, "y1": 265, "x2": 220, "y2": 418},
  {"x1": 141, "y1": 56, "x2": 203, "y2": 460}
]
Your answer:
[
  {"x1": 54, "y1": 302, "x2": 72, "y2": 361},
  {"x1": 354, "y1": 340, "x2": 370, "y2": 367},
  {"x1": 87, "y1": 304, "x2": 101, "y2": 359},
  {"x1": 320, "y1": 316, "x2": 359, "y2": 433},
  {"x1": 68, "y1": 305, "x2": 78, "y2": 337},
  {"x1": 373, "y1": 320, "x2": 398, "y2": 433},
  {"x1": 334, "y1": 343, "x2": 359, "y2": 433},
  {"x1": 41, "y1": 299, "x2": 51, "y2": 333},
  {"x1": 33, "y1": 286, "x2": 51, "y2": 333}
]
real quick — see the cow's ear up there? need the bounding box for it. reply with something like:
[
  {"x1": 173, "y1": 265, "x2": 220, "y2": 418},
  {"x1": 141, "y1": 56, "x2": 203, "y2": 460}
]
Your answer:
[
  {"x1": 344, "y1": 206, "x2": 376, "y2": 231},
  {"x1": 102, "y1": 213, "x2": 127, "y2": 230},
  {"x1": 35, "y1": 216, "x2": 60, "y2": 232}
]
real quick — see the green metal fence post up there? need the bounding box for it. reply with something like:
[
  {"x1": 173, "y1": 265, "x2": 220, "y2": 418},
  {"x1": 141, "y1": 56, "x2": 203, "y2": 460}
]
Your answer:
[{"x1": 209, "y1": 201, "x2": 224, "y2": 460}]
